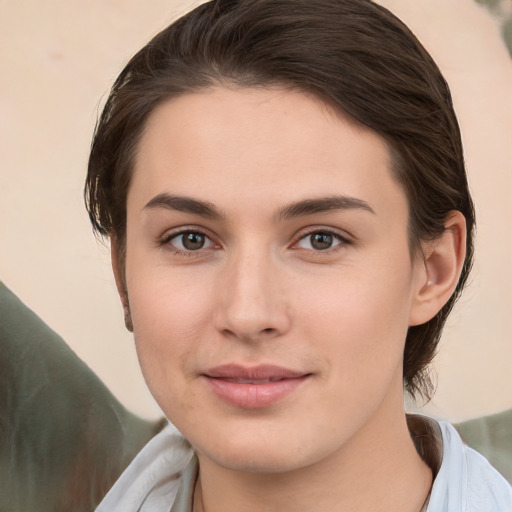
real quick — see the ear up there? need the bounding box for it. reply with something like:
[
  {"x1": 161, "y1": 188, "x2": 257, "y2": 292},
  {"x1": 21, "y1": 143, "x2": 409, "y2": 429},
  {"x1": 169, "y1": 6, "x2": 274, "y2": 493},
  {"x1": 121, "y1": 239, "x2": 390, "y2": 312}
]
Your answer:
[
  {"x1": 111, "y1": 236, "x2": 134, "y2": 332},
  {"x1": 409, "y1": 211, "x2": 467, "y2": 326}
]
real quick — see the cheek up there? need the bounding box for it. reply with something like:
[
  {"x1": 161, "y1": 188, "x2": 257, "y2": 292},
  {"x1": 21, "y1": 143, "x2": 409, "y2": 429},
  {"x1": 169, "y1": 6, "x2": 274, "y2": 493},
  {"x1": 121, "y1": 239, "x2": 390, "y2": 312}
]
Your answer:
[
  {"x1": 127, "y1": 247, "x2": 214, "y2": 339},
  {"x1": 131, "y1": 298, "x2": 205, "y2": 426},
  {"x1": 298, "y1": 259, "x2": 415, "y2": 382},
  {"x1": 289, "y1": 273, "x2": 412, "y2": 446},
  {"x1": 125, "y1": 260, "x2": 215, "y2": 404}
]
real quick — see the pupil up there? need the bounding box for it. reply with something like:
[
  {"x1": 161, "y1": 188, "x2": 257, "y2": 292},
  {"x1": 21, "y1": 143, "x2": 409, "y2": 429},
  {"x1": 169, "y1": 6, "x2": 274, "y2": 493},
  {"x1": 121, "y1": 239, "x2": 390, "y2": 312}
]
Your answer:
[
  {"x1": 311, "y1": 233, "x2": 332, "y2": 250},
  {"x1": 183, "y1": 233, "x2": 205, "y2": 250}
]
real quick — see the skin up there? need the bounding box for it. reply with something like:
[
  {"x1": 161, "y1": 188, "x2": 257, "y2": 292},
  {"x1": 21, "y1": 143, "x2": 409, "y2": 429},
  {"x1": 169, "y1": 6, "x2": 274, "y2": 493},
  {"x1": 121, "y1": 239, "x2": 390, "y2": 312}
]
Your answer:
[{"x1": 114, "y1": 86, "x2": 466, "y2": 511}]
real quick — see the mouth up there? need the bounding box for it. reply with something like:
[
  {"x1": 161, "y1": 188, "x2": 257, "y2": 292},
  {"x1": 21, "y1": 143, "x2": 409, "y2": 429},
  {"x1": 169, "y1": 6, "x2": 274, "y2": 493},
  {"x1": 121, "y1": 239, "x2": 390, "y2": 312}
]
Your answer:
[
  {"x1": 220, "y1": 377, "x2": 286, "y2": 384},
  {"x1": 202, "y1": 364, "x2": 311, "y2": 409}
]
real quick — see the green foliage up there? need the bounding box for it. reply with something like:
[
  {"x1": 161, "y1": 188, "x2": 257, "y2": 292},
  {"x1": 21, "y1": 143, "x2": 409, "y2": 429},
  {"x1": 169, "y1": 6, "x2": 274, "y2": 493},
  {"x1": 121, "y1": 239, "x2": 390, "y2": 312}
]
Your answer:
[
  {"x1": 474, "y1": 0, "x2": 512, "y2": 57},
  {"x1": 503, "y1": 17, "x2": 512, "y2": 56},
  {"x1": 475, "y1": 0, "x2": 502, "y2": 12}
]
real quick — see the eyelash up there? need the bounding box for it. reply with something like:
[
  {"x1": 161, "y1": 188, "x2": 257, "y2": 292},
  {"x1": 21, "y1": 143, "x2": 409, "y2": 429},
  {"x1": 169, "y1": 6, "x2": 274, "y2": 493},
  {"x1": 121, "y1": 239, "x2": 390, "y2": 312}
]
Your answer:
[
  {"x1": 160, "y1": 229, "x2": 216, "y2": 257},
  {"x1": 160, "y1": 228, "x2": 351, "y2": 257},
  {"x1": 293, "y1": 229, "x2": 351, "y2": 253}
]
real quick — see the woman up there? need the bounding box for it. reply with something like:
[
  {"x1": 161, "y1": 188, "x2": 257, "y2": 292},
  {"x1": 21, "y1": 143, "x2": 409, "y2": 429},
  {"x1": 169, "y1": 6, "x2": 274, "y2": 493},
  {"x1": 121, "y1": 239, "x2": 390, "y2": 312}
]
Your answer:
[{"x1": 86, "y1": 0, "x2": 512, "y2": 510}]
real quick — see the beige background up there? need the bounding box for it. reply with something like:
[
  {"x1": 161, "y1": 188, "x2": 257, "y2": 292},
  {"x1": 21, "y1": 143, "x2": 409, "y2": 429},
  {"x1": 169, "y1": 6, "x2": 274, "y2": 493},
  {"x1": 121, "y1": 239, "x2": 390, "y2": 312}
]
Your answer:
[{"x1": 1, "y1": 0, "x2": 511, "y2": 421}]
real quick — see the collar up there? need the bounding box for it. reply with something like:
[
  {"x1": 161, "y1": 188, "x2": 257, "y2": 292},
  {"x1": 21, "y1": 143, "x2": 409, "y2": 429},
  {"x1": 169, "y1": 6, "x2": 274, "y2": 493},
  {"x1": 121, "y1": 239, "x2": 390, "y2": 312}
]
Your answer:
[
  {"x1": 170, "y1": 453, "x2": 199, "y2": 512},
  {"x1": 170, "y1": 415, "x2": 442, "y2": 512}
]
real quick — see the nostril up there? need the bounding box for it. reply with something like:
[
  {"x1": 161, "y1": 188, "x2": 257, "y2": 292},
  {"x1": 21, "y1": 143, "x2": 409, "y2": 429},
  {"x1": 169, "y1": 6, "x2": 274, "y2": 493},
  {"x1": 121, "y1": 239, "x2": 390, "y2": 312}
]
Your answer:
[{"x1": 220, "y1": 326, "x2": 278, "y2": 341}]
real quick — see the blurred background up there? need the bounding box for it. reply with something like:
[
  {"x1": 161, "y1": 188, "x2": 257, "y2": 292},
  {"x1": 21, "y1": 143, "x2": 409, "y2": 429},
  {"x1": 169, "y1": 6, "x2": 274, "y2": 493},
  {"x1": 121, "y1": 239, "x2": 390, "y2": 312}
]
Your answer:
[{"x1": 1, "y1": 0, "x2": 511, "y2": 421}]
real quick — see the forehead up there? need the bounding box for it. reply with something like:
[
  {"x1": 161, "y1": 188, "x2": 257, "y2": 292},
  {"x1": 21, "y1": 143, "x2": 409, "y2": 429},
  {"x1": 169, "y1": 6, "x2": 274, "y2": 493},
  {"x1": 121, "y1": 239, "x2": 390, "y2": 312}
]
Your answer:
[{"x1": 130, "y1": 86, "x2": 406, "y2": 220}]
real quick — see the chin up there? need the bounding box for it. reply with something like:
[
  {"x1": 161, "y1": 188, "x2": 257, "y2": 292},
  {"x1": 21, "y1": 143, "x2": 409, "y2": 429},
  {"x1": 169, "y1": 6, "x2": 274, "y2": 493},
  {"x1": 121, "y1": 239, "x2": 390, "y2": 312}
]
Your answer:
[
  {"x1": 186, "y1": 418, "x2": 327, "y2": 475},
  {"x1": 203, "y1": 443, "x2": 311, "y2": 474}
]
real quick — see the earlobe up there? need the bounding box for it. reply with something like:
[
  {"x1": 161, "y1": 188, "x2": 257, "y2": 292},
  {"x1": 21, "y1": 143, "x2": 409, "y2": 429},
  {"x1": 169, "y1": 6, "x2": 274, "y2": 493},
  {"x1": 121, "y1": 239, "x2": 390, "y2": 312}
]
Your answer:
[
  {"x1": 409, "y1": 211, "x2": 467, "y2": 326},
  {"x1": 111, "y1": 237, "x2": 134, "y2": 332}
]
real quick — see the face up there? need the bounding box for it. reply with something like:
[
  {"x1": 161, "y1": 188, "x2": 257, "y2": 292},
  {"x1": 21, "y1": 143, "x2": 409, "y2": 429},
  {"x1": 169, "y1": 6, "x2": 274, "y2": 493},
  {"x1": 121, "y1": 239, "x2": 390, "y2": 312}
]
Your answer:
[{"x1": 122, "y1": 87, "x2": 427, "y2": 474}]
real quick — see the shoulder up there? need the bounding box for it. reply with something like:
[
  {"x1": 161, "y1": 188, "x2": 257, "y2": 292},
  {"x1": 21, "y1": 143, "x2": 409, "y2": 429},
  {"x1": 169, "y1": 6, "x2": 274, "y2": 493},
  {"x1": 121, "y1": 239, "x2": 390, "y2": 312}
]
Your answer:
[
  {"x1": 428, "y1": 421, "x2": 512, "y2": 512},
  {"x1": 95, "y1": 422, "x2": 193, "y2": 512}
]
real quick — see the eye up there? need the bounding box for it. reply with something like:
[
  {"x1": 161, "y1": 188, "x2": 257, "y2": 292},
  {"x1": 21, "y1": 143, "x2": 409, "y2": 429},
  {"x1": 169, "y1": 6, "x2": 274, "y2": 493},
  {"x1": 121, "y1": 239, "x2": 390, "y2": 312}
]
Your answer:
[
  {"x1": 167, "y1": 231, "x2": 215, "y2": 252},
  {"x1": 296, "y1": 230, "x2": 346, "y2": 251}
]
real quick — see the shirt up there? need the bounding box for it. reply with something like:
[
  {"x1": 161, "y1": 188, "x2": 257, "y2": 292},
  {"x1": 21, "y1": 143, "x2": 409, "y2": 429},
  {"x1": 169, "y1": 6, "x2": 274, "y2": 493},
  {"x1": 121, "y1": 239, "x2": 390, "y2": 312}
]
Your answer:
[{"x1": 95, "y1": 420, "x2": 512, "y2": 512}]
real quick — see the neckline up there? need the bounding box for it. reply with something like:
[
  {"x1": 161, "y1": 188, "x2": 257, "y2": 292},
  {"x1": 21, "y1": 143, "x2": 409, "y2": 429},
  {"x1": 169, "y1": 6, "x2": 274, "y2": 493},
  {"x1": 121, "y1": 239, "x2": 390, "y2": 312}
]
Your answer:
[{"x1": 172, "y1": 415, "x2": 443, "y2": 512}]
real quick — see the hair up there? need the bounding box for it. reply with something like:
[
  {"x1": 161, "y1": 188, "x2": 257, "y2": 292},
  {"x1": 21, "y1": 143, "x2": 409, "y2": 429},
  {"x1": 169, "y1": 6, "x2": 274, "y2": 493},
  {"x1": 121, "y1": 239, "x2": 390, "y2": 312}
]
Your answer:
[{"x1": 85, "y1": 0, "x2": 475, "y2": 399}]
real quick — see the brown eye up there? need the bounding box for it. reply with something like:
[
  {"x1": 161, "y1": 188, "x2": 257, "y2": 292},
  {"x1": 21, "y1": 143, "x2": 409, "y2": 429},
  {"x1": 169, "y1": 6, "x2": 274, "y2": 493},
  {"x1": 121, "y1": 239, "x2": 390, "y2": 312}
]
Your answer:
[
  {"x1": 311, "y1": 233, "x2": 334, "y2": 250},
  {"x1": 296, "y1": 231, "x2": 346, "y2": 251},
  {"x1": 182, "y1": 232, "x2": 206, "y2": 250},
  {"x1": 168, "y1": 231, "x2": 214, "y2": 252}
]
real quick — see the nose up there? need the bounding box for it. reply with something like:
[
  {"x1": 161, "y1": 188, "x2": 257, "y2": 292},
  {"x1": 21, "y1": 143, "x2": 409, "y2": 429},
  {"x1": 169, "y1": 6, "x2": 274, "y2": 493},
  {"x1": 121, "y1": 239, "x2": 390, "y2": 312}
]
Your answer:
[{"x1": 214, "y1": 248, "x2": 291, "y2": 342}]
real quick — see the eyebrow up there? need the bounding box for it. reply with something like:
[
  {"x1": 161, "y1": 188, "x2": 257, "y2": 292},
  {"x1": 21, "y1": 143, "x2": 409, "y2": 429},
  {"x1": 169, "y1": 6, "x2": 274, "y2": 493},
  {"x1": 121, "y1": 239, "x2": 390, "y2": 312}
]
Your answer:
[
  {"x1": 144, "y1": 193, "x2": 225, "y2": 219},
  {"x1": 144, "y1": 193, "x2": 375, "y2": 220},
  {"x1": 277, "y1": 195, "x2": 375, "y2": 220}
]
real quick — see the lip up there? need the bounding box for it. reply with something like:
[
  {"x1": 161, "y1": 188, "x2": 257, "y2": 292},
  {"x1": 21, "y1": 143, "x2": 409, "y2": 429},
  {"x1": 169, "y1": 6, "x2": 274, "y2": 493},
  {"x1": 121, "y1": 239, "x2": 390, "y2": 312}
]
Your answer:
[{"x1": 202, "y1": 364, "x2": 311, "y2": 409}]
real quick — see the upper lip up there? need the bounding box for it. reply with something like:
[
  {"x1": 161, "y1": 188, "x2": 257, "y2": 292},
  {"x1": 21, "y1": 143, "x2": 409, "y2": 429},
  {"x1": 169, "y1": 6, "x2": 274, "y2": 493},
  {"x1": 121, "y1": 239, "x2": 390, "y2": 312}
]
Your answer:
[{"x1": 203, "y1": 364, "x2": 308, "y2": 381}]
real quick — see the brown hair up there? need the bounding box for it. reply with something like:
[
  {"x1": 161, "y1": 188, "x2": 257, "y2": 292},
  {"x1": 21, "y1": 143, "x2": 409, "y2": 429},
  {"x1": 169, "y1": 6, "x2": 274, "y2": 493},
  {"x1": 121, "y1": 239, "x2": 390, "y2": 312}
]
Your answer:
[{"x1": 85, "y1": 0, "x2": 475, "y2": 398}]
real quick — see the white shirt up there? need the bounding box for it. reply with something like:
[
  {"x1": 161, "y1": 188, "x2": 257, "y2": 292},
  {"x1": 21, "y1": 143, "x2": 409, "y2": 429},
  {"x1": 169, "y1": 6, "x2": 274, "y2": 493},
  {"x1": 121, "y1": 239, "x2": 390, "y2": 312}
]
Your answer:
[
  {"x1": 427, "y1": 421, "x2": 512, "y2": 511},
  {"x1": 95, "y1": 420, "x2": 512, "y2": 512}
]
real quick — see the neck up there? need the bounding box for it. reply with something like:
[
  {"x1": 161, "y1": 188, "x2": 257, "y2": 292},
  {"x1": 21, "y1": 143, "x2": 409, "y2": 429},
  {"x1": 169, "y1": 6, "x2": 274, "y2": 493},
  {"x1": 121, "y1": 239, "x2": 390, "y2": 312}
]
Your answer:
[{"x1": 193, "y1": 389, "x2": 433, "y2": 512}]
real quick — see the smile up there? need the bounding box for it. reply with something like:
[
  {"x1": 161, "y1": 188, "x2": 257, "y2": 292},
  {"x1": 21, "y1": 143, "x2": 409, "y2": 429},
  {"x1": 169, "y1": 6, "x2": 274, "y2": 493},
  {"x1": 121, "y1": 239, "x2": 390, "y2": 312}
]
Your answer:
[
  {"x1": 202, "y1": 364, "x2": 311, "y2": 409},
  {"x1": 223, "y1": 377, "x2": 285, "y2": 384}
]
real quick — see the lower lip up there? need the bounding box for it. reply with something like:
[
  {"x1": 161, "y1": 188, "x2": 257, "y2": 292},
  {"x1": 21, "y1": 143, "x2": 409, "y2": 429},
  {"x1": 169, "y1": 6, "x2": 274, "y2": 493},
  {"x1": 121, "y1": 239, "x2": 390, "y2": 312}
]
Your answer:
[{"x1": 204, "y1": 376, "x2": 310, "y2": 409}]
